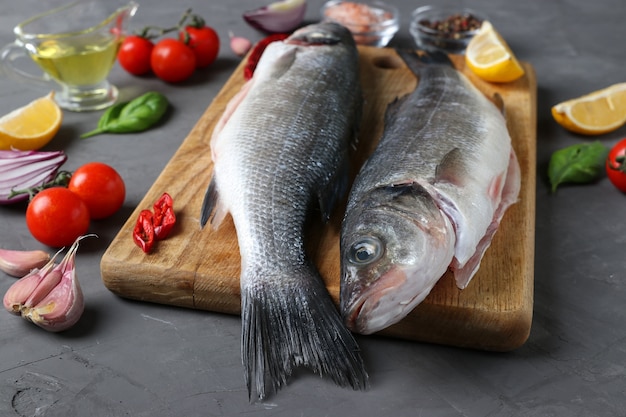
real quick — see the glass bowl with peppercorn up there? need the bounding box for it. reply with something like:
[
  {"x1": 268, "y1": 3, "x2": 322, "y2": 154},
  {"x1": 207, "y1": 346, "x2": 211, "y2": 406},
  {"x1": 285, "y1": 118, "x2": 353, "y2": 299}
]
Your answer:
[
  {"x1": 321, "y1": 0, "x2": 399, "y2": 47},
  {"x1": 410, "y1": 6, "x2": 487, "y2": 54}
]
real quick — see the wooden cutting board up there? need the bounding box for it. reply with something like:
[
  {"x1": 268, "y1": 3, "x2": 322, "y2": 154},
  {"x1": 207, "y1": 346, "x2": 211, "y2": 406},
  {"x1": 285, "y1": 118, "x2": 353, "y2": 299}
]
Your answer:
[{"x1": 101, "y1": 46, "x2": 537, "y2": 352}]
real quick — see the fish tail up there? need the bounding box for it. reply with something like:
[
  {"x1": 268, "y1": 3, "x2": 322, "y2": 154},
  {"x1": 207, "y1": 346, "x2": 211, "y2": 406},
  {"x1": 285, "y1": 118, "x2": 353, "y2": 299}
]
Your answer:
[
  {"x1": 241, "y1": 266, "x2": 369, "y2": 401},
  {"x1": 396, "y1": 49, "x2": 453, "y2": 74}
]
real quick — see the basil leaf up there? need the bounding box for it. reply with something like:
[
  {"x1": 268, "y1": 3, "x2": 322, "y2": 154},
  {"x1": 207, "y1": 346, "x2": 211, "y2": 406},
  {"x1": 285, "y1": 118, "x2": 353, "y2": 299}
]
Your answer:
[
  {"x1": 548, "y1": 141, "x2": 608, "y2": 193},
  {"x1": 81, "y1": 92, "x2": 169, "y2": 138},
  {"x1": 97, "y1": 102, "x2": 126, "y2": 130},
  {"x1": 113, "y1": 91, "x2": 169, "y2": 132}
]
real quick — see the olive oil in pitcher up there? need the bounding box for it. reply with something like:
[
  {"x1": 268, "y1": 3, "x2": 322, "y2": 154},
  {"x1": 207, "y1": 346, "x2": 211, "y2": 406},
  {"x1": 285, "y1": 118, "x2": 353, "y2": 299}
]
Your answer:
[{"x1": 31, "y1": 35, "x2": 121, "y2": 87}]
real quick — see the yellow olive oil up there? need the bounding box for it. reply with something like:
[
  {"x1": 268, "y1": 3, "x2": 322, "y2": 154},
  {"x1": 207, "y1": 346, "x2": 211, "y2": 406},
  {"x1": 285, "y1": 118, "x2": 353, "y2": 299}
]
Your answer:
[{"x1": 30, "y1": 35, "x2": 120, "y2": 87}]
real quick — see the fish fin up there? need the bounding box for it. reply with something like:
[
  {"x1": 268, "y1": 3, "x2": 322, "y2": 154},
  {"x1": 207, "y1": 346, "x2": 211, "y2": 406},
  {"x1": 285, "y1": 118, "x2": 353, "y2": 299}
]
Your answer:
[
  {"x1": 318, "y1": 154, "x2": 350, "y2": 222},
  {"x1": 435, "y1": 148, "x2": 466, "y2": 186},
  {"x1": 382, "y1": 94, "x2": 411, "y2": 125},
  {"x1": 200, "y1": 177, "x2": 228, "y2": 229},
  {"x1": 395, "y1": 49, "x2": 453, "y2": 75},
  {"x1": 451, "y1": 149, "x2": 521, "y2": 289},
  {"x1": 491, "y1": 92, "x2": 507, "y2": 119},
  {"x1": 241, "y1": 266, "x2": 369, "y2": 401}
]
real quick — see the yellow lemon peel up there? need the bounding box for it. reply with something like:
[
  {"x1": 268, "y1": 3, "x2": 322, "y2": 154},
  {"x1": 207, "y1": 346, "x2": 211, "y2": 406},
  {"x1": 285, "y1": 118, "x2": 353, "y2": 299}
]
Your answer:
[
  {"x1": 465, "y1": 21, "x2": 525, "y2": 83},
  {"x1": 0, "y1": 92, "x2": 63, "y2": 151},
  {"x1": 551, "y1": 83, "x2": 626, "y2": 135}
]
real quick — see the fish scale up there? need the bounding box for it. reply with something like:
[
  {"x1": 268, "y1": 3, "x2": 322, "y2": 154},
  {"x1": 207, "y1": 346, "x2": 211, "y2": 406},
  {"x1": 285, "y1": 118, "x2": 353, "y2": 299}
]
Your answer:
[{"x1": 200, "y1": 22, "x2": 367, "y2": 401}]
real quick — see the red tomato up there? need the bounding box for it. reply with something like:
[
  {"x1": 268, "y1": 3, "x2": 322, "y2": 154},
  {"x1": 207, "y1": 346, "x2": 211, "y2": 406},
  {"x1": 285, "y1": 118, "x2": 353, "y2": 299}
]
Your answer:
[
  {"x1": 179, "y1": 25, "x2": 220, "y2": 68},
  {"x1": 26, "y1": 187, "x2": 90, "y2": 248},
  {"x1": 150, "y1": 38, "x2": 197, "y2": 83},
  {"x1": 68, "y1": 162, "x2": 126, "y2": 220},
  {"x1": 118, "y1": 35, "x2": 154, "y2": 76},
  {"x1": 606, "y1": 138, "x2": 626, "y2": 192}
]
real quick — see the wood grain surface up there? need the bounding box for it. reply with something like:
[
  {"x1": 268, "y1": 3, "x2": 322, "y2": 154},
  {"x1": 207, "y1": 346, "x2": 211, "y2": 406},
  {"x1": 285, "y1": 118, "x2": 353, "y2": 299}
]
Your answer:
[{"x1": 100, "y1": 46, "x2": 537, "y2": 351}]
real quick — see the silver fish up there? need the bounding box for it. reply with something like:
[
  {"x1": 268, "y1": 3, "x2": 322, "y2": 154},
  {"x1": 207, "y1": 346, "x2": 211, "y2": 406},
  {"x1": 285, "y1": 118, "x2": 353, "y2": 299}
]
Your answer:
[
  {"x1": 340, "y1": 50, "x2": 521, "y2": 335},
  {"x1": 200, "y1": 22, "x2": 368, "y2": 400}
]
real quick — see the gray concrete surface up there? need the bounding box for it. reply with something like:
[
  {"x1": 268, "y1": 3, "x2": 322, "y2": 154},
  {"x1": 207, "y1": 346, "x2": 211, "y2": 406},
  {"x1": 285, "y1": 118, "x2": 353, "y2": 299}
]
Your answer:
[{"x1": 1, "y1": 0, "x2": 626, "y2": 416}]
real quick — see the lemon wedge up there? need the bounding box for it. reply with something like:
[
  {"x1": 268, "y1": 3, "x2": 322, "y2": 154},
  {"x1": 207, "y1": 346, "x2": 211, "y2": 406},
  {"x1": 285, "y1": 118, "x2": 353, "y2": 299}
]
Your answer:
[
  {"x1": 0, "y1": 92, "x2": 63, "y2": 151},
  {"x1": 551, "y1": 83, "x2": 626, "y2": 135},
  {"x1": 465, "y1": 21, "x2": 525, "y2": 83}
]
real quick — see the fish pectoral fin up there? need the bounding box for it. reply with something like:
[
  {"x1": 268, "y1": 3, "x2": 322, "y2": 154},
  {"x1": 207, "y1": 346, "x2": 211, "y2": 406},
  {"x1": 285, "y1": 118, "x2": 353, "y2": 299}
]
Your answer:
[
  {"x1": 435, "y1": 148, "x2": 466, "y2": 186},
  {"x1": 491, "y1": 92, "x2": 506, "y2": 117},
  {"x1": 383, "y1": 93, "x2": 411, "y2": 125},
  {"x1": 317, "y1": 152, "x2": 350, "y2": 222},
  {"x1": 200, "y1": 177, "x2": 228, "y2": 229}
]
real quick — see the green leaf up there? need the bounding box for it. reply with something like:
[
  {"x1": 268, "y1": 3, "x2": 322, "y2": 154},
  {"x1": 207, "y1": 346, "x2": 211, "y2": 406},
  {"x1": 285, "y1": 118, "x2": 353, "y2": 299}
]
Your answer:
[
  {"x1": 98, "y1": 102, "x2": 126, "y2": 130},
  {"x1": 548, "y1": 141, "x2": 609, "y2": 193},
  {"x1": 80, "y1": 92, "x2": 169, "y2": 139}
]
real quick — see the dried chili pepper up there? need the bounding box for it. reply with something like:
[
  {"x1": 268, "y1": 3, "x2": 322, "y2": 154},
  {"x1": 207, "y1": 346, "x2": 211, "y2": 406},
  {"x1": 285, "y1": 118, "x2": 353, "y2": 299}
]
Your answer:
[
  {"x1": 133, "y1": 210, "x2": 155, "y2": 253},
  {"x1": 152, "y1": 192, "x2": 176, "y2": 240},
  {"x1": 243, "y1": 33, "x2": 289, "y2": 80}
]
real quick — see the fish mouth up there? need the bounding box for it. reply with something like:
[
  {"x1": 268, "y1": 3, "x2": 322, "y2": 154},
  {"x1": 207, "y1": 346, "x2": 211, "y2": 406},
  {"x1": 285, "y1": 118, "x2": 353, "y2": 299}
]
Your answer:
[{"x1": 344, "y1": 266, "x2": 419, "y2": 335}]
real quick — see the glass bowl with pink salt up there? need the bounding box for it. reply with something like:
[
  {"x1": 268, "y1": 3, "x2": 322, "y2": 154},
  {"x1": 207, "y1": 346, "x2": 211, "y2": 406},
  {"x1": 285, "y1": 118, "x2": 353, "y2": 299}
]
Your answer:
[{"x1": 321, "y1": 1, "x2": 399, "y2": 47}]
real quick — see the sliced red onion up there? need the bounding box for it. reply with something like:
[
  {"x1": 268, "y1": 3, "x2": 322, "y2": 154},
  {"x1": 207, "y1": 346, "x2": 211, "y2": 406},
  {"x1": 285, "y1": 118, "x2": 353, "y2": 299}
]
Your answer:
[
  {"x1": 0, "y1": 150, "x2": 67, "y2": 204},
  {"x1": 243, "y1": 0, "x2": 306, "y2": 33}
]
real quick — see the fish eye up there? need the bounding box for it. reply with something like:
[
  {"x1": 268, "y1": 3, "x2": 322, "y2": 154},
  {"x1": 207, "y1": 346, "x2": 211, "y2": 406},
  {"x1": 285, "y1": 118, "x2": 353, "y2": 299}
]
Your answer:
[{"x1": 349, "y1": 237, "x2": 382, "y2": 265}]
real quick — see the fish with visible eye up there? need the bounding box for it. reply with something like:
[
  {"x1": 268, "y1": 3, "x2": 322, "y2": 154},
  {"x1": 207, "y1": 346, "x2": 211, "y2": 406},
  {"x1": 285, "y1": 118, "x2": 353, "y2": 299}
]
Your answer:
[{"x1": 340, "y1": 50, "x2": 521, "y2": 335}]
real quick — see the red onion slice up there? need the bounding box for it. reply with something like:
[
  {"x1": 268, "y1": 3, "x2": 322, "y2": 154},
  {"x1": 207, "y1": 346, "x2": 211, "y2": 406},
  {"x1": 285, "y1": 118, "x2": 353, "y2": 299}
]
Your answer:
[
  {"x1": 0, "y1": 150, "x2": 67, "y2": 204},
  {"x1": 243, "y1": 0, "x2": 306, "y2": 33}
]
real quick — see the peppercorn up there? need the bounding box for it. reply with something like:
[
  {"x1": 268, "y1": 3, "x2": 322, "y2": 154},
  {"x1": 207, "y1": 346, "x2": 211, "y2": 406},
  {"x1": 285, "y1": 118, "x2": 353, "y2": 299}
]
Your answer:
[{"x1": 420, "y1": 13, "x2": 483, "y2": 39}]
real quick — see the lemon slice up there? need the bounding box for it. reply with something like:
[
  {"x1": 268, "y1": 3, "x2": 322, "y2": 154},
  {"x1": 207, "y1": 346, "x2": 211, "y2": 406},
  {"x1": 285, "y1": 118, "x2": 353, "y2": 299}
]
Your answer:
[
  {"x1": 0, "y1": 92, "x2": 63, "y2": 151},
  {"x1": 551, "y1": 83, "x2": 626, "y2": 135},
  {"x1": 465, "y1": 21, "x2": 525, "y2": 83}
]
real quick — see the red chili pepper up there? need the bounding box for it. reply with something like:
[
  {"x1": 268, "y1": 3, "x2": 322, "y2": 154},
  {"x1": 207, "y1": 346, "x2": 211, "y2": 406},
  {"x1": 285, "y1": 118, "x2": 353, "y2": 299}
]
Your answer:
[
  {"x1": 152, "y1": 192, "x2": 176, "y2": 240},
  {"x1": 243, "y1": 33, "x2": 289, "y2": 80},
  {"x1": 133, "y1": 209, "x2": 155, "y2": 253}
]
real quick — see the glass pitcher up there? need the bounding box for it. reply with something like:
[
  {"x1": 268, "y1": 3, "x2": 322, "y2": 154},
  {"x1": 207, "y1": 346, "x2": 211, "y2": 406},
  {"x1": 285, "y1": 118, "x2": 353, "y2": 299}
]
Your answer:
[{"x1": 0, "y1": 0, "x2": 138, "y2": 112}]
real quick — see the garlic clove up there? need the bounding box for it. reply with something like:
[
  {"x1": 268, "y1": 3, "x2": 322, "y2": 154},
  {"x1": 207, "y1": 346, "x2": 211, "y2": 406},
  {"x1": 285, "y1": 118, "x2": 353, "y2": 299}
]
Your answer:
[
  {"x1": 23, "y1": 270, "x2": 62, "y2": 308},
  {"x1": 0, "y1": 248, "x2": 50, "y2": 277},
  {"x1": 3, "y1": 256, "x2": 58, "y2": 314},
  {"x1": 229, "y1": 31, "x2": 252, "y2": 56},
  {"x1": 3, "y1": 273, "x2": 44, "y2": 314},
  {"x1": 2, "y1": 235, "x2": 90, "y2": 332},
  {"x1": 24, "y1": 269, "x2": 84, "y2": 332}
]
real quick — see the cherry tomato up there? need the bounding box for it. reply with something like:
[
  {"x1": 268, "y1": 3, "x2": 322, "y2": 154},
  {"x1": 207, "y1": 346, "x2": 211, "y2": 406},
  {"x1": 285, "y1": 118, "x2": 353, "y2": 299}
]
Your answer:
[
  {"x1": 179, "y1": 25, "x2": 220, "y2": 68},
  {"x1": 150, "y1": 38, "x2": 197, "y2": 83},
  {"x1": 26, "y1": 187, "x2": 90, "y2": 248},
  {"x1": 118, "y1": 35, "x2": 154, "y2": 76},
  {"x1": 68, "y1": 162, "x2": 126, "y2": 220},
  {"x1": 606, "y1": 138, "x2": 626, "y2": 192}
]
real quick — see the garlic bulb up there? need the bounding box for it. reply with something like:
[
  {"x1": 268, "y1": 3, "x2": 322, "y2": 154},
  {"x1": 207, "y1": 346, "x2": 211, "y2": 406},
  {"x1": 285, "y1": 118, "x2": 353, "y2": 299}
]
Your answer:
[
  {"x1": 0, "y1": 248, "x2": 50, "y2": 277},
  {"x1": 3, "y1": 235, "x2": 90, "y2": 332}
]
